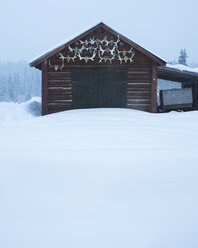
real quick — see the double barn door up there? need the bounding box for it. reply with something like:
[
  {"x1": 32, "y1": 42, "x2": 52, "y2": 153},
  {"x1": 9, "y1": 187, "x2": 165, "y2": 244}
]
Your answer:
[{"x1": 72, "y1": 68, "x2": 126, "y2": 109}]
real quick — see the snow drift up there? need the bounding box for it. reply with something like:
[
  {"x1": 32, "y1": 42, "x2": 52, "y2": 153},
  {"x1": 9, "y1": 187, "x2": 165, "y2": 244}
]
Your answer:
[
  {"x1": 0, "y1": 107, "x2": 198, "y2": 248},
  {"x1": 0, "y1": 97, "x2": 41, "y2": 123}
]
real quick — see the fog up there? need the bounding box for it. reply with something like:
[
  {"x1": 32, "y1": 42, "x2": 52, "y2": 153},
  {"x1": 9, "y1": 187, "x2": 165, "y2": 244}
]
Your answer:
[{"x1": 1, "y1": 0, "x2": 198, "y2": 64}]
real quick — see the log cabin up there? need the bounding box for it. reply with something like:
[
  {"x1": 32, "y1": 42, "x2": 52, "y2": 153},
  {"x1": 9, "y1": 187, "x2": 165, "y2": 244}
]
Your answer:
[{"x1": 30, "y1": 22, "x2": 168, "y2": 115}]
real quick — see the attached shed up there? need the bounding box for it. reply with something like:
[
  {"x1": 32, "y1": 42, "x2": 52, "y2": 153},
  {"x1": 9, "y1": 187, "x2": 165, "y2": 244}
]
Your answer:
[
  {"x1": 158, "y1": 65, "x2": 198, "y2": 110},
  {"x1": 30, "y1": 22, "x2": 166, "y2": 115}
]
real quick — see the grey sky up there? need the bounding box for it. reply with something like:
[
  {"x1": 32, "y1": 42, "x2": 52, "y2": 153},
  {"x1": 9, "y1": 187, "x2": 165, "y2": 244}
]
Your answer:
[{"x1": 1, "y1": 0, "x2": 198, "y2": 64}]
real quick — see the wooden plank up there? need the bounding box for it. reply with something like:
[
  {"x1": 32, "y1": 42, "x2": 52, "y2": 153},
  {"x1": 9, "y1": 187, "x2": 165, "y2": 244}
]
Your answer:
[
  {"x1": 127, "y1": 78, "x2": 150, "y2": 81},
  {"x1": 150, "y1": 62, "x2": 158, "y2": 113},
  {"x1": 42, "y1": 60, "x2": 48, "y2": 115},
  {"x1": 48, "y1": 101, "x2": 72, "y2": 105},
  {"x1": 48, "y1": 92, "x2": 72, "y2": 97},
  {"x1": 127, "y1": 104, "x2": 150, "y2": 108},
  {"x1": 127, "y1": 97, "x2": 150, "y2": 101},
  {"x1": 48, "y1": 95, "x2": 72, "y2": 100},
  {"x1": 48, "y1": 104, "x2": 72, "y2": 111},
  {"x1": 127, "y1": 84, "x2": 150, "y2": 88},
  {"x1": 48, "y1": 70, "x2": 71, "y2": 74},
  {"x1": 48, "y1": 84, "x2": 72, "y2": 88},
  {"x1": 128, "y1": 68, "x2": 150, "y2": 71},
  {"x1": 127, "y1": 75, "x2": 151, "y2": 80},
  {"x1": 128, "y1": 71, "x2": 150, "y2": 75},
  {"x1": 48, "y1": 82, "x2": 72, "y2": 87},
  {"x1": 48, "y1": 105, "x2": 72, "y2": 111},
  {"x1": 48, "y1": 100, "x2": 72, "y2": 103},
  {"x1": 128, "y1": 81, "x2": 150, "y2": 85},
  {"x1": 48, "y1": 86, "x2": 72, "y2": 90},
  {"x1": 48, "y1": 71, "x2": 71, "y2": 75},
  {"x1": 48, "y1": 94, "x2": 72, "y2": 100},
  {"x1": 127, "y1": 90, "x2": 151, "y2": 94},
  {"x1": 48, "y1": 79, "x2": 71, "y2": 83},
  {"x1": 127, "y1": 99, "x2": 151, "y2": 103},
  {"x1": 128, "y1": 67, "x2": 151, "y2": 70},
  {"x1": 127, "y1": 89, "x2": 150, "y2": 92},
  {"x1": 48, "y1": 109, "x2": 70, "y2": 114},
  {"x1": 48, "y1": 76, "x2": 71, "y2": 80},
  {"x1": 127, "y1": 93, "x2": 151, "y2": 97},
  {"x1": 127, "y1": 99, "x2": 151, "y2": 104},
  {"x1": 48, "y1": 72, "x2": 71, "y2": 80},
  {"x1": 126, "y1": 104, "x2": 151, "y2": 111},
  {"x1": 127, "y1": 82, "x2": 150, "y2": 86}
]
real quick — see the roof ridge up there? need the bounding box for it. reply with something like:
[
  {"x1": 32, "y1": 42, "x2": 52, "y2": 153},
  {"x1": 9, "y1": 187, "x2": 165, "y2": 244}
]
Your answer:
[{"x1": 30, "y1": 22, "x2": 166, "y2": 68}]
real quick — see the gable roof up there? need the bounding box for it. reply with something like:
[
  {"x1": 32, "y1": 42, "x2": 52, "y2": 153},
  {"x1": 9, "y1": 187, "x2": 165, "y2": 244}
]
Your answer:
[{"x1": 29, "y1": 22, "x2": 166, "y2": 69}]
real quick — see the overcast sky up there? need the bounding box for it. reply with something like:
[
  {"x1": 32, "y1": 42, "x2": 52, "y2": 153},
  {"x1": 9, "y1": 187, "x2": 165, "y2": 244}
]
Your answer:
[{"x1": 1, "y1": 0, "x2": 197, "y2": 64}]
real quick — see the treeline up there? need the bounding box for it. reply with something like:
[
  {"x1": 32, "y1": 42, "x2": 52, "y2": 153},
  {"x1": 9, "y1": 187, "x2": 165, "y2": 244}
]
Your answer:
[{"x1": 0, "y1": 61, "x2": 41, "y2": 102}]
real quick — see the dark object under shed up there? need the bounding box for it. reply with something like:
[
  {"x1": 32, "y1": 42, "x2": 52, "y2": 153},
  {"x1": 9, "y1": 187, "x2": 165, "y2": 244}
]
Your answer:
[{"x1": 159, "y1": 88, "x2": 193, "y2": 111}]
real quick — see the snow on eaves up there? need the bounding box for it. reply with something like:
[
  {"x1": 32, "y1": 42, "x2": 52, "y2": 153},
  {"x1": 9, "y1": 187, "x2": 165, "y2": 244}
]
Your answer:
[
  {"x1": 166, "y1": 64, "x2": 198, "y2": 73},
  {"x1": 29, "y1": 21, "x2": 166, "y2": 65},
  {"x1": 29, "y1": 21, "x2": 102, "y2": 64}
]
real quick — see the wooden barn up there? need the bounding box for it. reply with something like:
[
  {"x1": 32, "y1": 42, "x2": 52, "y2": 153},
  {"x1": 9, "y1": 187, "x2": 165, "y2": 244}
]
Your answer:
[{"x1": 30, "y1": 22, "x2": 167, "y2": 115}]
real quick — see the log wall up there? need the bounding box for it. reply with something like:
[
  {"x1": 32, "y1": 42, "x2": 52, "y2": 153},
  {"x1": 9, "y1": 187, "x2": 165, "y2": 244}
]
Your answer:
[
  {"x1": 43, "y1": 63, "x2": 154, "y2": 115},
  {"x1": 41, "y1": 28, "x2": 156, "y2": 115},
  {"x1": 126, "y1": 65, "x2": 152, "y2": 112},
  {"x1": 47, "y1": 69, "x2": 72, "y2": 114}
]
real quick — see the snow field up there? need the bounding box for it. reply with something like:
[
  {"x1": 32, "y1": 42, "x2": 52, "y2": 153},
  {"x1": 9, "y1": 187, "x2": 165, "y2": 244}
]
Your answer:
[
  {"x1": 0, "y1": 97, "x2": 41, "y2": 124},
  {"x1": 0, "y1": 107, "x2": 198, "y2": 248}
]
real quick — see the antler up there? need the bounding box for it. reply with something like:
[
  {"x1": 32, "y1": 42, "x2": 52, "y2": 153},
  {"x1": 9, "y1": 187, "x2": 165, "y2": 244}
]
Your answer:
[
  {"x1": 98, "y1": 51, "x2": 112, "y2": 63},
  {"x1": 89, "y1": 37, "x2": 95, "y2": 45},
  {"x1": 99, "y1": 45, "x2": 106, "y2": 55},
  {"x1": 114, "y1": 35, "x2": 120, "y2": 47},
  {"x1": 77, "y1": 50, "x2": 96, "y2": 63},
  {"x1": 49, "y1": 59, "x2": 64, "y2": 71},
  {"x1": 68, "y1": 46, "x2": 75, "y2": 53},
  {"x1": 79, "y1": 39, "x2": 90, "y2": 46},
  {"x1": 109, "y1": 54, "x2": 116, "y2": 64},
  {"x1": 59, "y1": 36, "x2": 135, "y2": 65},
  {"x1": 59, "y1": 52, "x2": 66, "y2": 61},
  {"x1": 117, "y1": 51, "x2": 124, "y2": 64},
  {"x1": 128, "y1": 50, "x2": 135, "y2": 63},
  {"x1": 109, "y1": 45, "x2": 116, "y2": 56}
]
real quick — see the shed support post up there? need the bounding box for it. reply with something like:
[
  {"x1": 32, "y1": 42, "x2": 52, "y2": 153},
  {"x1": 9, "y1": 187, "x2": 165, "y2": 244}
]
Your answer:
[
  {"x1": 42, "y1": 60, "x2": 48, "y2": 115},
  {"x1": 194, "y1": 81, "x2": 198, "y2": 110},
  {"x1": 151, "y1": 62, "x2": 158, "y2": 113}
]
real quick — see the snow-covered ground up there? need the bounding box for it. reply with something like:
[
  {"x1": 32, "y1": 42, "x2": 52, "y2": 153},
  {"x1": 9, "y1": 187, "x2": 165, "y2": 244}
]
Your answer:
[
  {"x1": 0, "y1": 97, "x2": 41, "y2": 123},
  {"x1": 0, "y1": 104, "x2": 198, "y2": 248}
]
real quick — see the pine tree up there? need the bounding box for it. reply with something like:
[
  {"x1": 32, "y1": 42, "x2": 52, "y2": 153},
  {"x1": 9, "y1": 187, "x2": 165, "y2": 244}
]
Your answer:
[{"x1": 178, "y1": 49, "x2": 188, "y2": 65}]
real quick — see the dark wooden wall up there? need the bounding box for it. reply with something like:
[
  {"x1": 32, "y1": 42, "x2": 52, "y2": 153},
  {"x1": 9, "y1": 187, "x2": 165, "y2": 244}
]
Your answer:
[
  {"x1": 42, "y1": 28, "x2": 156, "y2": 115},
  {"x1": 127, "y1": 65, "x2": 152, "y2": 112},
  {"x1": 47, "y1": 69, "x2": 72, "y2": 114}
]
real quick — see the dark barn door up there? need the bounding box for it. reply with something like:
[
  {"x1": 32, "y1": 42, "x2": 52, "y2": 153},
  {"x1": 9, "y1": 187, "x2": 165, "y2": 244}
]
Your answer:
[{"x1": 72, "y1": 68, "x2": 126, "y2": 109}]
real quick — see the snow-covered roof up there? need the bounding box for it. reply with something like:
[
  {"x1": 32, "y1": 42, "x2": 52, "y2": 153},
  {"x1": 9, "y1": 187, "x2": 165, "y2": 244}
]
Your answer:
[
  {"x1": 166, "y1": 64, "x2": 198, "y2": 73},
  {"x1": 158, "y1": 64, "x2": 198, "y2": 82},
  {"x1": 29, "y1": 21, "x2": 166, "y2": 67},
  {"x1": 29, "y1": 20, "x2": 102, "y2": 64}
]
